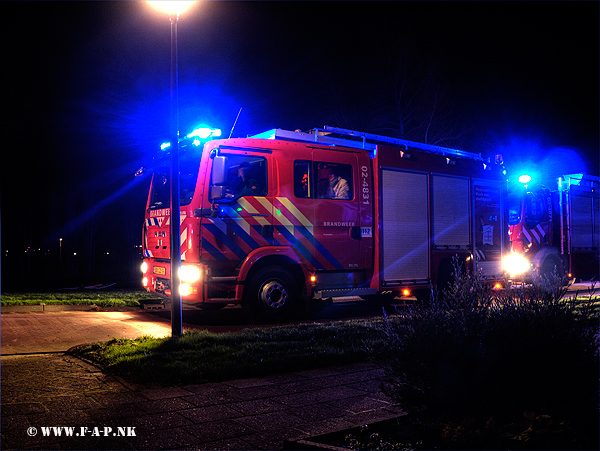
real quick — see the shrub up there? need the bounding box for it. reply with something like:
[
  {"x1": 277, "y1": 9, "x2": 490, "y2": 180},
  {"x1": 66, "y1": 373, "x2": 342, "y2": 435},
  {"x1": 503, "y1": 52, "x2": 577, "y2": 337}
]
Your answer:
[{"x1": 381, "y1": 264, "x2": 599, "y2": 449}]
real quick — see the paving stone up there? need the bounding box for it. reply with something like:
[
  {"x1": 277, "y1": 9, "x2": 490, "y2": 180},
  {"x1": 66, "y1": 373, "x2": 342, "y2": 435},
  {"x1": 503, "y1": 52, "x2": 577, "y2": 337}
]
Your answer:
[
  {"x1": 127, "y1": 426, "x2": 200, "y2": 449},
  {"x1": 290, "y1": 417, "x2": 357, "y2": 436},
  {"x1": 222, "y1": 377, "x2": 274, "y2": 389},
  {"x1": 130, "y1": 411, "x2": 194, "y2": 430},
  {"x1": 283, "y1": 402, "x2": 348, "y2": 422},
  {"x1": 227, "y1": 398, "x2": 285, "y2": 415},
  {"x1": 178, "y1": 404, "x2": 243, "y2": 423},
  {"x1": 185, "y1": 437, "x2": 254, "y2": 450},
  {"x1": 292, "y1": 367, "x2": 346, "y2": 379},
  {"x1": 1, "y1": 414, "x2": 32, "y2": 432},
  {"x1": 243, "y1": 426, "x2": 311, "y2": 450},
  {"x1": 181, "y1": 390, "x2": 238, "y2": 407},
  {"x1": 27, "y1": 409, "x2": 89, "y2": 426},
  {"x1": 92, "y1": 391, "x2": 149, "y2": 407},
  {"x1": 1, "y1": 402, "x2": 47, "y2": 416},
  {"x1": 233, "y1": 410, "x2": 305, "y2": 432},
  {"x1": 136, "y1": 396, "x2": 196, "y2": 413},
  {"x1": 273, "y1": 386, "x2": 367, "y2": 408},
  {"x1": 184, "y1": 419, "x2": 256, "y2": 442},
  {"x1": 330, "y1": 395, "x2": 394, "y2": 413},
  {"x1": 86, "y1": 404, "x2": 147, "y2": 422},
  {"x1": 139, "y1": 386, "x2": 195, "y2": 400}
]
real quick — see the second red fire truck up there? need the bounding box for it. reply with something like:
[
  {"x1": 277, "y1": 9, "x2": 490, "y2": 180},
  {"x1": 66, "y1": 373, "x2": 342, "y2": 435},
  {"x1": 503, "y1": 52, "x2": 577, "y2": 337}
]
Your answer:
[
  {"x1": 141, "y1": 126, "x2": 507, "y2": 320},
  {"x1": 504, "y1": 172, "x2": 599, "y2": 282}
]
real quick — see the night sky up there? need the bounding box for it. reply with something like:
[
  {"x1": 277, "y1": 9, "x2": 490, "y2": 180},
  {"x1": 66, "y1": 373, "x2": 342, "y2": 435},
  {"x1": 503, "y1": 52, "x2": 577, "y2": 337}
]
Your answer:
[{"x1": 2, "y1": 1, "x2": 598, "y2": 289}]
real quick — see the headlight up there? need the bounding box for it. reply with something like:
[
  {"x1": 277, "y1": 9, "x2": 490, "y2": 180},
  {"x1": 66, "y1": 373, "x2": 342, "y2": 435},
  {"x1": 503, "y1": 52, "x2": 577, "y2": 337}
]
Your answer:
[
  {"x1": 141, "y1": 261, "x2": 148, "y2": 273},
  {"x1": 179, "y1": 265, "x2": 201, "y2": 282},
  {"x1": 503, "y1": 253, "x2": 530, "y2": 277},
  {"x1": 179, "y1": 283, "x2": 192, "y2": 296}
]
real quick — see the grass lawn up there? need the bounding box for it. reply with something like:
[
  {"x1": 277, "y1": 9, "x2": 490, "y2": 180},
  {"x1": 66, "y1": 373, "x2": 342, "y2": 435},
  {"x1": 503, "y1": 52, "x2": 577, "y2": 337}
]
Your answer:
[
  {"x1": 1, "y1": 289, "x2": 162, "y2": 307},
  {"x1": 74, "y1": 317, "x2": 394, "y2": 384}
]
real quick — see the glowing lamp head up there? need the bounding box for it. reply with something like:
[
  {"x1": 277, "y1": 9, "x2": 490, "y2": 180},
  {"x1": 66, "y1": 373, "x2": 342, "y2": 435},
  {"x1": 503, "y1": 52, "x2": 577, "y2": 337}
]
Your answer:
[
  {"x1": 518, "y1": 174, "x2": 532, "y2": 184},
  {"x1": 148, "y1": 1, "x2": 195, "y2": 18}
]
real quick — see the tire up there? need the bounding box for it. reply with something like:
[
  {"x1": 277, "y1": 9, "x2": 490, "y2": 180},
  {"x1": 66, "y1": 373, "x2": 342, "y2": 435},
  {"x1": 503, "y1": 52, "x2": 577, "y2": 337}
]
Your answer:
[
  {"x1": 540, "y1": 254, "x2": 564, "y2": 279},
  {"x1": 244, "y1": 266, "x2": 299, "y2": 322}
]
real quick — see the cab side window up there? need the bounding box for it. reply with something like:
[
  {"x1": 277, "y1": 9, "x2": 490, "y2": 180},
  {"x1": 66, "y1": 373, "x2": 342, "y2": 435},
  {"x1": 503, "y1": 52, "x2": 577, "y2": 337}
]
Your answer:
[
  {"x1": 294, "y1": 160, "x2": 311, "y2": 198},
  {"x1": 315, "y1": 162, "x2": 353, "y2": 200}
]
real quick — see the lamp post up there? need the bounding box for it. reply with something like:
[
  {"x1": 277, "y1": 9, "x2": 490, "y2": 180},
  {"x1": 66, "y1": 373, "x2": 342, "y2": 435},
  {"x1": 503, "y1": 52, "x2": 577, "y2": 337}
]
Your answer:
[{"x1": 149, "y1": 1, "x2": 195, "y2": 337}]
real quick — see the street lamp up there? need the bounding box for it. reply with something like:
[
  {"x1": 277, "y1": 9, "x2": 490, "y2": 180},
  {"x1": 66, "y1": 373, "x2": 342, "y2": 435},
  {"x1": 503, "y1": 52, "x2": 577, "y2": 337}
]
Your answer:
[{"x1": 148, "y1": 1, "x2": 195, "y2": 337}]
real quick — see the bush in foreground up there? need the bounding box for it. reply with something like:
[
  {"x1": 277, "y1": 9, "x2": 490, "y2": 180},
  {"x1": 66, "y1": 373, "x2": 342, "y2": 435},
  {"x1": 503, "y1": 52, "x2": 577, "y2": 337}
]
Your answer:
[{"x1": 381, "y1": 267, "x2": 599, "y2": 449}]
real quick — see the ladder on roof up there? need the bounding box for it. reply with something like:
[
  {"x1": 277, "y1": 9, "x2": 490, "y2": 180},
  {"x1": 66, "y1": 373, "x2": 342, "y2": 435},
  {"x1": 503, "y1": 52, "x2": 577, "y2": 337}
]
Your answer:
[{"x1": 250, "y1": 125, "x2": 484, "y2": 161}]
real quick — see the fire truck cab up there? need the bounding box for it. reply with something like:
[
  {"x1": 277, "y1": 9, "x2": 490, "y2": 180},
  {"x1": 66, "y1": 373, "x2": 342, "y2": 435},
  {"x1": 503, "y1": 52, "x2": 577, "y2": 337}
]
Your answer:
[{"x1": 141, "y1": 126, "x2": 507, "y2": 321}]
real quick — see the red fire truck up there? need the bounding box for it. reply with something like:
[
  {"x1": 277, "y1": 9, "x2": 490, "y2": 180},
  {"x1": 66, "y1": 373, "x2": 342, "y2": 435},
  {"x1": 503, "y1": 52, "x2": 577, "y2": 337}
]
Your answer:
[
  {"x1": 504, "y1": 172, "x2": 600, "y2": 282},
  {"x1": 141, "y1": 126, "x2": 507, "y2": 320}
]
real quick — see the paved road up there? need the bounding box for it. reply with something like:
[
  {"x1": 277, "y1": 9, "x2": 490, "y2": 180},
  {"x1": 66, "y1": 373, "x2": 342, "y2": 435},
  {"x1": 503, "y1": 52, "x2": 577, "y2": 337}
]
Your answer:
[{"x1": 1, "y1": 310, "x2": 172, "y2": 355}]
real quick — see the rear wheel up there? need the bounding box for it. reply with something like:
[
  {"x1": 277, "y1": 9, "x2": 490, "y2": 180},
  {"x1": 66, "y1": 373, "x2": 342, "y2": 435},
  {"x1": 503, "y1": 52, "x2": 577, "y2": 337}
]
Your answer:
[
  {"x1": 244, "y1": 266, "x2": 299, "y2": 322},
  {"x1": 540, "y1": 254, "x2": 564, "y2": 279}
]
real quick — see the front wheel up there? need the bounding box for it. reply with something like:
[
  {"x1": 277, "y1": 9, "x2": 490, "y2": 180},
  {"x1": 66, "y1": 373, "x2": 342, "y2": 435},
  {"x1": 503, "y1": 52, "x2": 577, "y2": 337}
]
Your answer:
[{"x1": 244, "y1": 266, "x2": 299, "y2": 322}]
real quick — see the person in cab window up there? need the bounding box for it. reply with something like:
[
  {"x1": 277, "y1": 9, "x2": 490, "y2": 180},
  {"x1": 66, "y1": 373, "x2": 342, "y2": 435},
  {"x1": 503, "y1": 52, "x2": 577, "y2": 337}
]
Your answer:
[
  {"x1": 228, "y1": 162, "x2": 262, "y2": 198},
  {"x1": 300, "y1": 172, "x2": 309, "y2": 197},
  {"x1": 326, "y1": 169, "x2": 350, "y2": 199}
]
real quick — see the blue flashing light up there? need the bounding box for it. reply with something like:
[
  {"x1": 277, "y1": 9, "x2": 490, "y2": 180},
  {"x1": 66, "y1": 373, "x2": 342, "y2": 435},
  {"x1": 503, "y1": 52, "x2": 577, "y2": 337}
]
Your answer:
[
  {"x1": 192, "y1": 138, "x2": 201, "y2": 146},
  {"x1": 187, "y1": 127, "x2": 222, "y2": 140},
  {"x1": 518, "y1": 174, "x2": 532, "y2": 184},
  {"x1": 160, "y1": 142, "x2": 171, "y2": 150}
]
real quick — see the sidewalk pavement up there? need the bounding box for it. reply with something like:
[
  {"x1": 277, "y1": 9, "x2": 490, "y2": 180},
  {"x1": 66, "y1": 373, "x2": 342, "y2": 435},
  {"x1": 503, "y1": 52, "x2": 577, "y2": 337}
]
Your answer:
[
  {"x1": 1, "y1": 354, "x2": 403, "y2": 450},
  {"x1": 1, "y1": 308, "x2": 404, "y2": 450}
]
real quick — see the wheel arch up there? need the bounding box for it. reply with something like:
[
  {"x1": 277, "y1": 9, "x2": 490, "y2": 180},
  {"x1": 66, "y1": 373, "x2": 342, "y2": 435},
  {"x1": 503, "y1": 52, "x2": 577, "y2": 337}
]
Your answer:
[
  {"x1": 238, "y1": 247, "x2": 308, "y2": 295},
  {"x1": 534, "y1": 246, "x2": 565, "y2": 277}
]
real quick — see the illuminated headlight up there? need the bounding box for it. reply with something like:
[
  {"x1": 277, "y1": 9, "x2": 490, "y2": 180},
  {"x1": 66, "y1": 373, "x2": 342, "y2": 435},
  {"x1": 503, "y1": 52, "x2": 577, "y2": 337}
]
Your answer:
[
  {"x1": 141, "y1": 261, "x2": 148, "y2": 273},
  {"x1": 179, "y1": 283, "x2": 192, "y2": 296},
  {"x1": 179, "y1": 265, "x2": 201, "y2": 282},
  {"x1": 503, "y1": 253, "x2": 531, "y2": 277},
  {"x1": 142, "y1": 277, "x2": 149, "y2": 287}
]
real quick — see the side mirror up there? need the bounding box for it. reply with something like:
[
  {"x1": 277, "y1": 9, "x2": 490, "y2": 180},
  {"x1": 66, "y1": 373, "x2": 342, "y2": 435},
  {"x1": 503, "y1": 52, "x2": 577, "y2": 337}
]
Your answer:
[{"x1": 212, "y1": 156, "x2": 228, "y2": 185}]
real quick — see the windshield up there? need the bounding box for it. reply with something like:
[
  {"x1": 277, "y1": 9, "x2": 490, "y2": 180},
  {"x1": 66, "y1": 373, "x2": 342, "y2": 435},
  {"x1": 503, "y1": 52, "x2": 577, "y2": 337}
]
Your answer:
[{"x1": 149, "y1": 169, "x2": 199, "y2": 210}]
